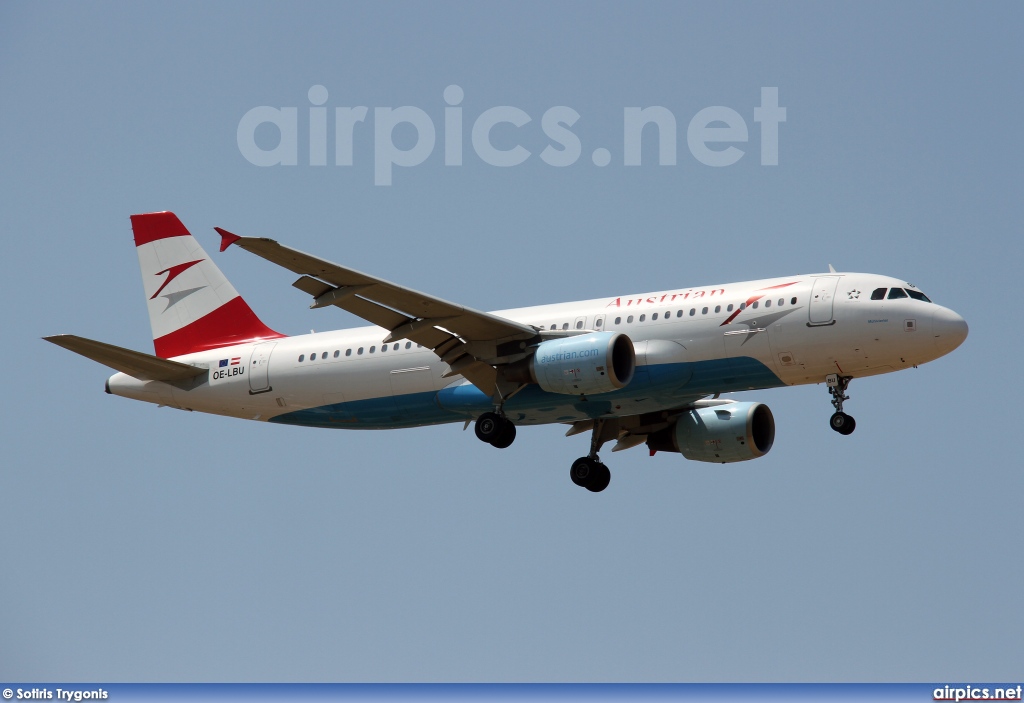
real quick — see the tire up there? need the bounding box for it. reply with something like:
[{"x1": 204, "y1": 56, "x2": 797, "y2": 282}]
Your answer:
[
  {"x1": 474, "y1": 412, "x2": 505, "y2": 443},
  {"x1": 839, "y1": 415, "x2": 856, "y2": 435},
  {"x1": 490, "y1": 421, "x2": 516, "y2": 449},
  {"x1": 829, "y1": 412, "x2": 848, "y2": 433},
  {"x1": 586, "y1": 463, "x2": 611, "y2": 493},
  {"x1": 570, "y1": 457, "x2": 594, "y2": 487}
]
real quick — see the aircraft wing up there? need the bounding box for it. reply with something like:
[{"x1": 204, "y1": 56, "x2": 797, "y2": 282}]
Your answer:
[
  {"x1": 215, "y1": 228, "x2": 540, "y2": 397},
  {"x1": 43, "y1": 335, "x2": 207, "y2": 382}
]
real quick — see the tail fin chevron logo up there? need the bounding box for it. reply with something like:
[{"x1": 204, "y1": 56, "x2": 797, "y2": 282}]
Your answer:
[{"x1": 150, "y1": 259, "x2": 205, "y2": 300}]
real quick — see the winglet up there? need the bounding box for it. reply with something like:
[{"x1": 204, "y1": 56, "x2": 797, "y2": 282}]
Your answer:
[
  {"x1": 214, "y1": 227, "x2": 241, "y2": 252},
  {"x1": 828, "y1": 263, "x2": 837, "y2": 273}
]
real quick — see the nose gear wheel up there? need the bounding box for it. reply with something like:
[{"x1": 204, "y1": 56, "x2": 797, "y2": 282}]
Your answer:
[{"x1": 825, "y1": 374, "x2": 856, "y2": 435}]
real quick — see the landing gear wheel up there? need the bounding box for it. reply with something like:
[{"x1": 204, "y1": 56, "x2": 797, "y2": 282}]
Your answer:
[
  {"x1": 569, "y1": 457, "x2": 611, "y2": 492},
  {"x1": 474, "y1": 412, "x2": 505, "y2": 444},
  {"x1": 829, "y1": 412, "x2": 856, "y2": 435},
  {"x1": 489, "y1": 421, "x2": 516, "y2": 449},
  {"x1": 826, "y1": 374, "x2": 856, "y2": 436},
  {"x1": 587, "y1": 463, "x2": 611, "y2": 493},
  {"x1": 570, "y1": 457, "x2": 594, "y2": 487}
]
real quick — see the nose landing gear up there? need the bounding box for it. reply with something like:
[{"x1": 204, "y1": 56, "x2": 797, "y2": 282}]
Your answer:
[{"x1": 826, "y1": 373, "x2": 856, "y2": 435}]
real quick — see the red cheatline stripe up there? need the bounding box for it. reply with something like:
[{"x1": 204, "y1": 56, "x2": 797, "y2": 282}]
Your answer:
[
  {"x1": 721, "y1": 295, "x2": 763, "y2": 326},
  {"x1": 719, "y1": 281, "x2": 799, "y2": 326}
]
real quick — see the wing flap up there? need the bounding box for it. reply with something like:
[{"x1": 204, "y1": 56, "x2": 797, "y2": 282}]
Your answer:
[{"x1": 44, "y1": 335, "x2": 207, "y2": 382}]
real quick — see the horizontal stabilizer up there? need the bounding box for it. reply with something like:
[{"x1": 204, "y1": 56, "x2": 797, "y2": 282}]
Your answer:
[{"x1": 43, "y1": 335, "x2": 207, "y2": 382}]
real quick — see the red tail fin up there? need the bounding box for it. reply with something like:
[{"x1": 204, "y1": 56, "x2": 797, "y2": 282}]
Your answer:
[{"x1": 130, "y1": 212, "x2": 285, "y2": 358}]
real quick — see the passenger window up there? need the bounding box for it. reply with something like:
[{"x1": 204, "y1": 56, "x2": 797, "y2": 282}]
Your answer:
[
  {"x1": 739, "y1": 303, "x2": 746, "y2": 310},
  {"x1": 906, "y1": 289, "x2": 931, "y2": 302},
  {"x1": 887, "y1": 288, "x2": 908, "y2": 299},
  {"x1": 370, "y1": 346, "x2": 377, "y2": 353},
  {"x1": 627, "y1": 315, "x2": 633, "y2": 323},
  {"x1": 652, "y1": 313, "x2": 658, "y2": 321},
  {"x1": 790, "y1": 297, "x2": 797, "y2": 304},
  {"x1": 596, "y1": 319, "x2": 603, "y2": 328},
  {"x1": 778, "y1": 298, "x2": 784, "y2": 306},
  {"x1": 346, "y1": 349, "x2": 352, "y2": 356},
  {"x1": 701, "y1": 307, "x2": 708, "y2": 314},
  {"x1": 298, "y1": 354, "x2": 305, "y2": 362},
  {"x1": 357, "y1": 347, "x2": 364, "y2": 355},
  {"x1": 381, "y1": 344, "x2": 387, "y2": 352},
  {"x1": 562, "y1": 323, "x2": 569, "y2": 330},
  {"x1": 550, "y1": 324, "x2": 556, "y2": 330},
  {"x1": 576, "y1": 320, "x2": 583, "y2": 329},
  {"x1": 715, "y1": 305, "x2": 721, "y2": 313},
  {"x1": 764, "y1": 300, "x2": 771, "y2": 308},
  {"x1": 689, "y1": 308, "x2": 695, "y2": 316},
  {"x1": 871, "y1": 288, "x2": 887, "y2": 300},
  {"x1": 752, "y1": 301, "x2": 758, "y2": 309},
  {"x1": 639, "y1": 314, "x2": 646, "y2": 322},
  {"x1": 334, "y1": 350, "x2": 339, "y2": 358},
  {"x1": 676, "y1": 310, "x2": 683, "y2": 317},
  {"x1": 727, "y1": 304, "x2": 734, "y2": 312},
  {"x1": 614, "y1": 317, "x2": 621, "y2": 324},
  {"x1": 322, "y1": 351, "x2": 327, "y2": 358},
  {"x1": 405, "y1": 342, "x2": 411, "y2": 348}
]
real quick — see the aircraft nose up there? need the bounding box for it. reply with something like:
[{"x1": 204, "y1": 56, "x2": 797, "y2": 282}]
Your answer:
[{"x1": 932, "y1": 306, "x2": 968, "y2": 355}]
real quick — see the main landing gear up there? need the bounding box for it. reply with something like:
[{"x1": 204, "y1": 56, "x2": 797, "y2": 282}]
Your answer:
[
  {"x1": 475, "y1": 411, "x2": 517, "y2": 449},
  {"x1": 570, "y1": 456, "x2": 611, "y2": 493},
  {"x1": 475, "y1": 411, "x2": 612, "y2": 492},
  {"x1": 826, "y1": 373, "x2": 856, "y2": 435},
  {"x1": 569, "y1": 418, "x2": 614, "y2": 493}
]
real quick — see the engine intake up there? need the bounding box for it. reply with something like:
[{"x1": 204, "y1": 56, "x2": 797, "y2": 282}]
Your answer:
[
  {"x1": 505, "y1": 331, "x2": 635, "y2": 396},
  {"x1": 646, "y1": 401, "x2": 775, "y2": 463}
]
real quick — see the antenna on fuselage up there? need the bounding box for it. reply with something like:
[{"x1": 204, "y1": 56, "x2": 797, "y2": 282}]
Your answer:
[{"x1": 828, "y1": 264, "x2": 837, "y2": 273}]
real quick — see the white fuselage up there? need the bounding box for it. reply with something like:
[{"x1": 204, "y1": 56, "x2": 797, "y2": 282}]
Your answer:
[{"x1": 107, "y1": 272, "x2": 967, "y2": 430}]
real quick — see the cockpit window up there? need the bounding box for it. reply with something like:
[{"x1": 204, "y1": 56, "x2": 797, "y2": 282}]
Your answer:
[
  {"x1": 870, "y1": 288, "x2": 887, "y2": 300},
  {"x1": 905, "y1": 289, "x2": 932, "y2": 302},
  {"x1": 887, "y1": 288, "x2": 908, "y2": 299}
]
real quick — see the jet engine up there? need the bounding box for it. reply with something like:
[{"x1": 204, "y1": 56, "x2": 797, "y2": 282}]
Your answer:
[
  {"x1": 504, "y1": 331, "x2": 635, "y2": 396},
  {"x1": 646, "y1": 401, "x2": 775, "y2": 463}
]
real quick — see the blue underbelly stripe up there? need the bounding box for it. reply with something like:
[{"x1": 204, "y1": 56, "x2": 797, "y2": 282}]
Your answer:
[{"x1": 267, "y1": 357, "x2": 784, "y2": 430}]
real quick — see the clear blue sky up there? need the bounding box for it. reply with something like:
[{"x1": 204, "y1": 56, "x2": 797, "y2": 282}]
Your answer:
[{"x1": 2, "y1": 1, "x2": 1021, "y2": 681}]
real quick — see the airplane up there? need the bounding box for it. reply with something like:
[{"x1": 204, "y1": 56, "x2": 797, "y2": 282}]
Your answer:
[{"x1": 45, "y1": 211, "x2": 969, "y2": 493}]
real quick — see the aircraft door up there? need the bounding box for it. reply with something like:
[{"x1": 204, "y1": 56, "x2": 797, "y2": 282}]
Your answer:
[
  {"x1": 249, "y1": 341, "x2": 277, "y2": 394},
  {"x1": 808, "y1": 277, "x2": 840, "y2": 325}
]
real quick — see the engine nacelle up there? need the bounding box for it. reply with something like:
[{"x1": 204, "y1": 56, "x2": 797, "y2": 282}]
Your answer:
[
  {"x1": 511, "y1": 331, "x2": 635, "y2": 396},
  {"x1": 646, "y1": 401, "x2": 775, "y2": 463}
]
